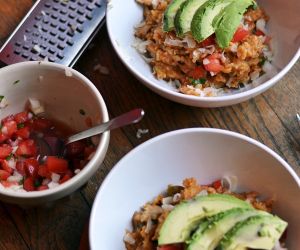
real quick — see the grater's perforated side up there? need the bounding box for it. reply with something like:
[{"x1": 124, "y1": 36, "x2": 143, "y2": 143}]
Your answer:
[{"x1": 0, "y1": 0, "x2": 106, "y2": 67}]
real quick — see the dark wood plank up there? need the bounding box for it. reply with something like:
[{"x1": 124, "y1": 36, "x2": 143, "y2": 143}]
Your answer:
[{"x1": 0, "y1": 204, "x2": 29, "y2": 250}]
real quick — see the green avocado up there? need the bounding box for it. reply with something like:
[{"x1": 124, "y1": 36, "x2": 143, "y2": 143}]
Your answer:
[
  {"x1": 163, "y1": 0, "x2": 187, "y2": 32},
  {"x1": 217, "y1": 215, "x2": 288, "y2": 250},
  {"x1": 187, "y1": 208, "x2": 268, "y2": 250},
  {"x1": 213, "y1": 0, "x2": 256, "y2": 48},
  {"x1": 174, "y1": 0, "x2": 209, "y2": 36},
  {"x1": 191, "y1": 0, "x2": 233, "y2": 42},
  {"x1": 158, "y1": 194, "x2": 252, "y2": 245}
]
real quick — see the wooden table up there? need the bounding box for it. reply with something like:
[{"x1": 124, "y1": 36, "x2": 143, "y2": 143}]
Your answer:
[{"x1": 0, "y1": 1, "x2": 299, "y2": 249}]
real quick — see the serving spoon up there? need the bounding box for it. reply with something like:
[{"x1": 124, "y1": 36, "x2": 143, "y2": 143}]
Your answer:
[{"x1": 34, "y1": 108, "x2": 145, "y2": 158}]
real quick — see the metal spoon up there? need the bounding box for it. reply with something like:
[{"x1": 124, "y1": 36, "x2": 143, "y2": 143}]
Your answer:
[{"x1": 35, "y1": 108, "x2": 145, "y2": 158}]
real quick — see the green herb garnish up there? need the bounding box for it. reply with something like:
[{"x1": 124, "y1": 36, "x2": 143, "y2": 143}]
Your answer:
[
  {"x1": 34, "y1": 179, "x2": 41, "y2": 187},
  {"x1": 79, "y1": 109, "x2": 86, "y2": 115},
  {"x1": 190, "y1": 78, "x2": 206, "y2": 86},
  {"x1": 6, "y1": 153, "x2": 13, "y2": 161},
  {"x1": 0, "y1": 96, "x2": 4, "y2": 102},
  {"x1": 259, "y1": 57, "x2": 267, "y2": 66},
  {"x1": 19, "y1": 177, "x2": 24, "y2": 185},
  {"x1": 17, "y1": 123, "x2": 25, "y2": 129},
  {"x1": 13, "y1": 80, "x2": 20, "y2": 85}
]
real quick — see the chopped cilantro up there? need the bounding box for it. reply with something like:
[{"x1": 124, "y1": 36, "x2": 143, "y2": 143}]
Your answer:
[
  {"x1": 6, "y1": 153, "x2": 13, "y2": 161},
  {"x1": 19, "y1": 177, "x2": 24, "y2": 185},
  {"x1": 79, "y1": 109, "x2": 86, "y2": 115},
  {"x1": 259, "y1": 57, "x2": 267, "y2": 66},
  {"x1": 34, "y1": 179, "x2": 41, "y2": 187},
  {"x1": 190, "y1": 78, "x2": 206, "y2": 86},
  {"x1": 17, "y1": 123, "x2": 25, "y2": 129},
  {"x1": 0, "y1": 96, "x2": 4, "y2": 102},
  {"x1": 13, "y1": 80, "x2": 20, "y2": 85}
]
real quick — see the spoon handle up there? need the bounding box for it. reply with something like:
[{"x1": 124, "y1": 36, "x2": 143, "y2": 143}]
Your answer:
[{"x1": 65, "y1": 108, "x2": 145, "y2": 145}]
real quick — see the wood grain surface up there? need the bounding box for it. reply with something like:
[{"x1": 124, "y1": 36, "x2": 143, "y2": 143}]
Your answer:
[{"x1": 0, "y1": 1, "x2": 299, "y2": 249}]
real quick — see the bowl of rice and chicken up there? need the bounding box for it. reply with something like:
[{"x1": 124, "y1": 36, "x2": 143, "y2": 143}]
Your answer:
[{"x1": 106, "y1": 0, "x2": 300, "y2": 107}]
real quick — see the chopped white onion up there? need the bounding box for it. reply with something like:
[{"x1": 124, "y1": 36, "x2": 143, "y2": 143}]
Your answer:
[
  {"x1": 197, "y1": 190, "x2": 208, "y2": 197},
  {"x1": 74, "y1": 169, "x2": 80, "y2": 174},
  {"x1": 7, "y1": 159, "x2": 16, "y2": 169},
  {"x1": 263, "y1": 61, "x2": 278, "y2": 78},
  {"x1": 51, "y1": 173, "x2": 60, "y2": 183},
  {"x1": 132, "y1": 38, "x2": 150, "y2": 54},
  {"x1": 123, "y1": 233, "x2": 135, "y2": 245},
  {"x1": 0, "y1": 97, "x2": 8, "y2": 109},
  {"x1": 203, "y1": 58, "x2": 210, "y2": 65},
  {"x1": 250, "y1": 71, "x2": 260, "y2": 81},
  {"x1": 256, "y1": 18, "x2": 267, "y2": 34},
  {"x1": 164, "y1": 35, "x2": 196, "y2": 48},
  {"x1": 65, "y1": 68, "x2": 73, "y2": 77},
  {"x1": 162, "y1": 196, "x2": 173, "y2": 205},
  {"x1": 29, "y1": 98, "x2": 45, "y2": 115},
  {"x1": 42, "y1": 178, "x2": 51, "y2": 185},
  {"x1": 230, "y1": 43, "x2": 238, "y2": 52},
  {"x1": 7, "y1": 175, "x2": 22, "y2": 183},
  {"x1": 221, "y1": 175, "x2": 238, "y2": 192},
  {"x1": 145, "y1": 218, "x2": 154, "y2": 233},
  {"x1": 48, "y1": 181, "x2": 60, "y2": 189},
  {"x1": 173, "y1": 193, "x2": 181, "y2": 203},
  {"x1": 162, "y1": 204, "x2": 174, "y2": 211}
]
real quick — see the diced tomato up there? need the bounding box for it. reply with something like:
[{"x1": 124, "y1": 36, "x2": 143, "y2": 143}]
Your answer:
[
  {"x1": 66, "y1": 141, "x2": 85, "y2": 157},
  {"x1": 38, "y1": 164, "x2": 51, "y2": 178},
  {"x1": 187, "y1": 66, "x2": 206, "y2": 80},
  {"x1": 158, "y1": 244, "x2": 184, "y2": 250},
  {"x1": 84, "y1": 146, "x2": 95, "y2": 159},
  {"x1": 1, "y1": 115, "x2": 14, "y2": 124},
  {"x1": 212, "y1": 179, "x2": 222, "y2": 189},
  {"x1": 46, "y1": 156, "x2": 68, "y2": 173},
  {"x1": 264, "y1": 36, "x2": 271, "y2": 44},
  {"x1": 203, "y1": 54, "x2": 224, "y2": 73},
  {"x1": 37, "y1": 185, "x2": 48, "y2": 191},
  {"x1": 200, "y1": 35, "x2": 215, "y2": 47},
  {"x1": 255, "y1": 29, "x2": 265, "y2": 36},
  {"x1": 16, "y1": 161, "x2": 26, "y2": 176},
  {"x1": 23, "y1": 177, "x2": 35, "y2": 191},
  {"x1": 15, "y1": 126, "x2": 30, "y2": 139},
  {"x1": 24, "y1": 158, "x2": 39, "y2": 179},
  {"x1": 1, "y1": 160, "x2": 13, "y2": 174},
  {"x1": 16, "y1": 139, "x2": 37, "y2": 157},
  {"x1": 31, "y1": 118, "x2": 53, "y2": 132},
  {"x1": 59, "y1": 174, "x2": 71, "y2": 184},
  {"x1": 14, "y1": 111, "x2": 29, "y2": 124},
  {"x1": 0, "y1": 133, "x2": 8, "y2": 143},
  {"x1": 1, "y1": 180, "x2": 18, "y2": 187},
  {"x1": 2, "y1": 120, "x2": 17, "y2": 136},
  {"x1": 0, "y1": 169, "x2": 10, "y2": 180},
  {"x1": 0, "y1": 144, "x2": 13, "y2": 159},
  {"x1": 232, "y1": 27, "x2": 249, "y2": 43}
]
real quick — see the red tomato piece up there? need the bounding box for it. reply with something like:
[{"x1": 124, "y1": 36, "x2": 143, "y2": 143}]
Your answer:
[
  {"x1": 84, "y1": 146, "x2": 95, "y2": 159},
  {"x1": 187, "y1": 66, "x2": 206, "y2": 80},
  {"x1": 59, "y1": 174, "x2": 71, "y2": 184},
  {"x1": 0, "y1": 169, "x2": 10, "y2": 180},
  {"x1": 66, "y1": 141, "x2": 85, "y2": 157},
  {"x1": 24, "y1": 158, "x2": 39, "y2": 179},
  {"x1": 46, "y1": 156, "x2": 68, "y2": 173},
  {"x1": 0, "y1": 144, "x2": 13, "y2": 159},
  {"x1": 232, "y1": 27, "x2": 249, "y2": 43},
  {"x1": 158, "y1": 244, "x2": 184, "y2": 250},
  {"x1": 212, "y1": 179, "x2": 222, "y2": 189},
  {"x1": 255, "y1": 29, "x2": 265, "y2": 36},
  {"x1": 31, "y1": 118, "x2": 53, "y2": 132},
  {"x1": 38, "y1": 164, "x2": 51, "y2": 178},
  {"x1": 16, "y1": 139, "x2": 37, "y2": 157},
  {"x1": 203, "y1": 54, "x2": 224, "y2": 73},
  {"x1": 37, "y1": 185, "x2": 48, "y2": 191},
  {"x1": 1, "y1": 180, "x2": 19, "y2": 187},
  {"x1": 1, "y1": 115, "x2": 14, "y2": 124},
  {"x1": 0, "y1": 133, "x2": 8, "y2": 143},
  {"x1": 14, "y1": 111, "x2": 29, "y2": 124},
  {"x1": 16, "y1": 161, "x2": 26, "y2": 176},
  {"x1": 23, "y1": 177, "x2": 35, "y2": 191},
  {"x1": 200, "y1": 35, "x2": 215, "y2": 47},
  {"x1": 15, "y1": 126, "x2": 30, "y2": 139},
  {"x1": 1, "y1": 160, "x2": 13, "y2": 174},
  {"x1": 2, "y1": 120, "x2": 17, "y2": 137}
]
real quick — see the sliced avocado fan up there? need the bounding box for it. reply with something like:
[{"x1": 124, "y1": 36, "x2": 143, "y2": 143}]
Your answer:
[
  {"x1": 163, "y1": 0, "x2": 187, "y2": 32},
  {"x1": 191, "y1": 0, "x2": 234, "y2": 42},
  {"x1": 216, "y1": 215, "x2": 288, "y2": 250},
  {"x1": 174, "y1": 0, "x2": 209, "y2": 36},
  {"x1": 158, "y1": 194, "x2": 252, "y2": 245},
  {"x1": 187, "y1": 208, "x2": 269, "y2": 250},
  {"x1": 213, "y1": 0, "x2": 256, "y2": 48}
]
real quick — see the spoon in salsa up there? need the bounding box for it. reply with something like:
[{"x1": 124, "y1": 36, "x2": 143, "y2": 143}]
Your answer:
[{"x1": 34, "y1": 108, "x2": 145, "y2": 159}]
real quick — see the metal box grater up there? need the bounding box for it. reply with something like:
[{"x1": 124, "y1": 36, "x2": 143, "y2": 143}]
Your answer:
[{"x1": 0, "y1": 0, "x2": 106, "y2": 67}]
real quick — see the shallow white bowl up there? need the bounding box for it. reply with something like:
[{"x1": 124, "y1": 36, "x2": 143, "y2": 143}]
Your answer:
[
  {"x1": 106, "y1": 0, "x2": 300, "y2": 107},
  {"x1": 89, "y1": 128, "x2": 300, "y2": 249},
  {"x1": 0, "y1": 61, "x2": 110, "y2": 205}
]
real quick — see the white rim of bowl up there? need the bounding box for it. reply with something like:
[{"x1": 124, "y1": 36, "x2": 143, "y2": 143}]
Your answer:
[
  {"x1": 0, "y1": 61, "x2": 110, "y2": 199},
  {"x1": 106, "y1": 4, "x2": 300, "y2": 103},
  {"x1": 89, "y1": 127, "x2": 300, "y2": 249}
]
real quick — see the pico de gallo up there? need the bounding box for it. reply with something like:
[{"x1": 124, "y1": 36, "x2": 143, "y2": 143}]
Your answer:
[{"x1": 0, "y1": 110, "x2": 96, "y2": 192}]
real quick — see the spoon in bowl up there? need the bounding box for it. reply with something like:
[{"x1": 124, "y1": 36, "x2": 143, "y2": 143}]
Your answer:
[{"x1": 34, "y1": 108, "x2": 145, "y2": 159}]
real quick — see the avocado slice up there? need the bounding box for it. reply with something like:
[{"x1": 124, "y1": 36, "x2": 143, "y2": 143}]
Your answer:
[
  {"x1": 174, "y1": 0, "x2": 209, "y2": 36},
  {"x1": 217, "y1": 215, "x2": 288, "y2": 250},
  {"x1": 213, "y1": 0, "x2": 256, "y2": 48},
  {"x1": 191, "y1": 0, "x2": 233, "y2": 42},
  {"x1": 187, "y1": 208, "x2": 268, "y2": 250},
  {"x1": 163, "y1": 0, "x2": 187, "y2": 32},
  {"x1": 158, "y1": 194, "x2": 252, "y2": 245}
]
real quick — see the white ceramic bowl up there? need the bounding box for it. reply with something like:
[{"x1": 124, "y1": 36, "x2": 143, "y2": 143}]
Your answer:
[
  {"x1": 106, "y1": 0, "x2": 300, "y2": 107},
  {"x1": 89, "y1": 128, "x2": 300, "y2": 249},
  {"x1": 0, "y1": 61, "x2": 110, "y2": 205}
]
